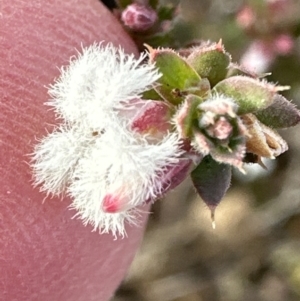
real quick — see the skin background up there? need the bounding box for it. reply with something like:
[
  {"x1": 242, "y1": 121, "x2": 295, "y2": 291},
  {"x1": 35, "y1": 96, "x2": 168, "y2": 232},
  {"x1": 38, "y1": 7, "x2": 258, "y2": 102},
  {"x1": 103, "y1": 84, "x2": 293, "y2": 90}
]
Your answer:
[{"x1": 0, "y1": 1, "x2": 149, "y2": 300}]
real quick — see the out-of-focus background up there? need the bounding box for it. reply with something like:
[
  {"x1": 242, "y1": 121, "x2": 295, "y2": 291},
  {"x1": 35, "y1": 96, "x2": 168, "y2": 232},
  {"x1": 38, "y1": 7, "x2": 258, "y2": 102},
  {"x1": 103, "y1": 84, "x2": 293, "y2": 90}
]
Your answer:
[{"x1": 112, "y1": 1, "x2": 300, "y2": 300}]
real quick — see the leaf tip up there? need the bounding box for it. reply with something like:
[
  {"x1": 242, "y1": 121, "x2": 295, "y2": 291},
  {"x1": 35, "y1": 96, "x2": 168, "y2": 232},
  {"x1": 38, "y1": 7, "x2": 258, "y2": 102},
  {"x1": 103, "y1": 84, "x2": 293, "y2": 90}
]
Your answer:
[{"x1": 209, "y1": 206, "x2": 216, "y2": 230}]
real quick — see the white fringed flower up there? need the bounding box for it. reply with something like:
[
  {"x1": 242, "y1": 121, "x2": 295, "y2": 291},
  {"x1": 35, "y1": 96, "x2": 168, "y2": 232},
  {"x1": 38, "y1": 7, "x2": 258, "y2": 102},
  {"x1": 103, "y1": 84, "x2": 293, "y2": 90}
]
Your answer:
[
  {"x1": 68, "y1": 126, "x2": 185, "y2": 237},
  {"x1": 47, "y1": 43, "x2": 161, "y2": 128},
  {"x1": 32, "y1": 43, "x2": 187, "y2": 237}
]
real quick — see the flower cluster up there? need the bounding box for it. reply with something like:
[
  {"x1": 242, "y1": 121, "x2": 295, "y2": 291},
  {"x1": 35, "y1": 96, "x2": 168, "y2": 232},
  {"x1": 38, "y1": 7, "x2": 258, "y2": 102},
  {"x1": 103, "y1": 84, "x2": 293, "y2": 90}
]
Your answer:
[
  {"x1": 32, "y1": 43, "x2": 190, "y2": 237},
  {"x1": 175, "y1": 94, "x2": 247, "y2": 172},
  {"x1": 146, "y1": 40, "x2": 300, "y2": 223},
  {"x1": 32, "y1": 41, "x2": 300, "y2": 236}
]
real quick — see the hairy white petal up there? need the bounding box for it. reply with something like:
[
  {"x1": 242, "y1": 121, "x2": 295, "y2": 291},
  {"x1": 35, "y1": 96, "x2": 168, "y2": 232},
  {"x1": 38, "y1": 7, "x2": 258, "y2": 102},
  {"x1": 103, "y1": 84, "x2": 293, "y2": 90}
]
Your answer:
[
  {"x1": 32, "y1": 124, "x2": 95, "y2": 195},
  {"x1": 48, "y1": 43, "x2": 161, "y2": 128},
  {"x1": 68, "y1": 127, "x2": 183, "y2": 236},
  {"x1": 73, "y1": 206, "x2": 141, "y2": 238}
]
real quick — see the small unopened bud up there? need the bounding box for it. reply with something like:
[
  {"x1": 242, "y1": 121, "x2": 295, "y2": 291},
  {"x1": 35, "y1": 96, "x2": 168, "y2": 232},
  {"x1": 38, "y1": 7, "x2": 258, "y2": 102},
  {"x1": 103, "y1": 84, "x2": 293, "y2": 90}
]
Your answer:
[
  {"x1": 121, "y1": 4, "x2": 157, "y2": 32},
  {"x1": 193, "y1": 95, "x2": 247, "y2": 170},
  {"x1": 206, "y1": 116, "x2": 233, "y2": 140},
  {"x1": 130, "y1": 99, "x2": 173, "y2": 140},
  {"x1": 273, "y1": 34, "x2": 294, "y2": 55},
  {"x1": 158, "y1": 159, "x2": 192, "y2": 194}
]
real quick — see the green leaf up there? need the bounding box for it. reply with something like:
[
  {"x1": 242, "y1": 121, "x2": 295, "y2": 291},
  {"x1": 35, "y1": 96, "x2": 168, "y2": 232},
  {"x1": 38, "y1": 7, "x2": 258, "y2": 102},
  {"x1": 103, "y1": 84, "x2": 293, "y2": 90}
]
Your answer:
[
  {"x1": 187, "y1": 41, "x2": 231, "y2": 86},
  {"x1": 149, "y1": 48, "x2": 202, "y2": 105},
  {"x1": 191, "y1": 156, "x2": 231, "y2": 209},
  {"x1": 255, "y1": 94, "x2": 300, "y2": 128},
  {"x1": 213, "y1": 76, "x2": 276, "y2": 114},
  {"x1": 142, "y1": 88, "x2": 163, "y2": 100}
]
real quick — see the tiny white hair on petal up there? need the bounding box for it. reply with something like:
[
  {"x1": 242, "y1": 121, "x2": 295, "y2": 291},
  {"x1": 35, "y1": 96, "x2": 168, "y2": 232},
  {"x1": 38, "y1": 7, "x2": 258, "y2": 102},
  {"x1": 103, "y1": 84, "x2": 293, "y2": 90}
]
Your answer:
[
  {"x1": 72, "y1": 206, "x2": 141, "y2": 239},
  {"x1": 31, "y1": 124, "x2": 95, "y2": 196},
  {"x1": 68, "y1": 127, "x2": 183, "y2": 236},
  {"x1": 47, "y1": 42, "x2": 161, "y2": 128}
]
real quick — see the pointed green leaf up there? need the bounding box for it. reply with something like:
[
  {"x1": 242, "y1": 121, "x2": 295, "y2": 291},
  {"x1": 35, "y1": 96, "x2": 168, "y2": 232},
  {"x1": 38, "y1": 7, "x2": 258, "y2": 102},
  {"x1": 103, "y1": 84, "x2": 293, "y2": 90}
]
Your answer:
[
  {"x1": 149, "y1": 48, "x2": 202, "y2": 105},
  {"x1": 213, "y1": 76, "x2": 276, "y2": 114},
  {"x1": 154, "y1": 78, "x2": 210, "y2": 105},
  {"x1": 255, "y1": 94, "x2": 300, "y2": 128},
  {"x1": 191, "y1": 156, "x2": 232, "y2": 209},
  {"x1": 150, "y1": 49, "x2": 201, "y2": 88},
  {"x1": 187, "y1": 42, "x2": 231, "y2": 86}
]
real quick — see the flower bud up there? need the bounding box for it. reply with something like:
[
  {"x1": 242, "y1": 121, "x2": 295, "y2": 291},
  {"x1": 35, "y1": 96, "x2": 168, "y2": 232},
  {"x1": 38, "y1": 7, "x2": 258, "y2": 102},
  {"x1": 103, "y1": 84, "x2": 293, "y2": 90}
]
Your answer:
[
  {"x1": 157, "y1": 158, "x2": 192, "y2": 195},
  {"x1": 121, "y1": 3, "x2": 157, "y2": 32},
  {"x1": 130, "y1": 99, "x2": 173, "y2": 140},
  {"x1": 192, "y1": 95, "x2": 247, "y2": 170},
  {"x1": 205, "y1": 116, "x2": 233, "y2": 140}
]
